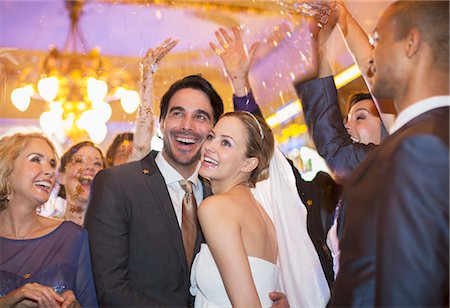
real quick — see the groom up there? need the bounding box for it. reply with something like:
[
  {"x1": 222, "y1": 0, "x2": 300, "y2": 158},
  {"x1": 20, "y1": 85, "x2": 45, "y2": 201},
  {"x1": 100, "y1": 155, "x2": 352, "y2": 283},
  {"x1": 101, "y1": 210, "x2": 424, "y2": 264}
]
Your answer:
[
  {"x1": 85, "y1": 74, "x2": 265, "y2": 306},
  {"x1": 85, "y1": 25, "x2": 266, "y2": 306}
]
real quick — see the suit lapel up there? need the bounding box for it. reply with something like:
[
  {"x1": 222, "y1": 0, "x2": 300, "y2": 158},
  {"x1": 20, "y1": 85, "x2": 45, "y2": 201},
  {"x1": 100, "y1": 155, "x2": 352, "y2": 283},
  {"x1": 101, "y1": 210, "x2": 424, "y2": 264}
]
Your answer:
[{"x1": 140, "y1": 151, "x2": 188, "y2": 273}]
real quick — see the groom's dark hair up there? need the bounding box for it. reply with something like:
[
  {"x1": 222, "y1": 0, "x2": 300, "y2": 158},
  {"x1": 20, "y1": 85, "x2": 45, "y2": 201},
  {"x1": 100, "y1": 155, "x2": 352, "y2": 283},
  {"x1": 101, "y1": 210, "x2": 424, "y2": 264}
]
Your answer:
[{"x1": 159, "y1": 74, "x2": 224, "y2": 124}]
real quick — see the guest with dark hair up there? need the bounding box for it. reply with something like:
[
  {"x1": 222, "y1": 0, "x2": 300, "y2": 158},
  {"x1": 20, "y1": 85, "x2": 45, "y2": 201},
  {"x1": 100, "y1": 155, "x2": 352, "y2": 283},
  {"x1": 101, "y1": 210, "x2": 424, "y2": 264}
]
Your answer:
[
  {"x1": 58, "y1": 141, "x2": 105, "y2": 225},
  {"x1": 344, "y1": 92, "x2": 387, "y2": 145},
  {"x1": 331, "y1": 2, "x2": 449, "y2": 305},
  {"x1": 106, "y1": 132, "x2": 134, "y2": 167},
  {"x1": 0, "y1": 133, "x2": 98, "y2": 308},
  {"x1": 39, "y1": 141, "x2": 105, "y2": 226}
]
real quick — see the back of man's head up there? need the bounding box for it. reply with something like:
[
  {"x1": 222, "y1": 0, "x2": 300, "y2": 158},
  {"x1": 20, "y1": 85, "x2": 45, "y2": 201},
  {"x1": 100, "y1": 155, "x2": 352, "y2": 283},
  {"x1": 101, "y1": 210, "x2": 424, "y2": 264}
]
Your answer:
[
  {"x1": 159, "y1": 75, "x2": 224, "y2": 123},
  {"x1": 387, "y1": 1, "x2": 449, "y2": 72}
]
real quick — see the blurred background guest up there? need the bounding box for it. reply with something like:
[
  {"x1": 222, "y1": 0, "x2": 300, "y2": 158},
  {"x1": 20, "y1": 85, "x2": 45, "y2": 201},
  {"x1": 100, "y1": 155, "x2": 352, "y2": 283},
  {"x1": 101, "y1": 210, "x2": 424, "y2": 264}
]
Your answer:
[
  {"x1": 106, "y1": 132, "x2": 134, "y2": 167},
  {"x1": 39, "y1": 141, "x2": 105, "y2": 225}
]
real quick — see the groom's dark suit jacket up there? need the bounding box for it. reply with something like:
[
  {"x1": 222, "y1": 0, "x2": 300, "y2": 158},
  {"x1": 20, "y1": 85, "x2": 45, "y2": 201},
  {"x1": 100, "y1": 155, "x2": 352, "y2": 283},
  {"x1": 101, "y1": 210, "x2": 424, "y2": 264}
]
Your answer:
[{"x1": 85, "y1": 151, "x2": 210, "y2": 307}]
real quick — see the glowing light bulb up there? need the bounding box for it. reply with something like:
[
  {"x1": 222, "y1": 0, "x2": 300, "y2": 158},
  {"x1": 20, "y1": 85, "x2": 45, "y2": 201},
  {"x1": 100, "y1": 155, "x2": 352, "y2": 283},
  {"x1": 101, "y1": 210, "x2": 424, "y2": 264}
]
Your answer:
[
  {"x1": 92, "y1": 101, "x2": 112, "y2": 122},
  {"x1": 76, "y1": 110, "x2": 97, "y2": 130},
  {"x1": 49, "y1": 101, "x2": 64, "y2": 116},
  {"x1": 11, "y1": 88, "x2": 31, "y2": 112},
  {"x1": 39, "y1": 111, "x2": 59, "y2": 134},
  {"x1": 120, "y1": 90, "x2": 140, "y2": 114},
  {"x1": 87, "y1": 77, "x2": 108, "y2": 103},
  {"x1": 86, "y1": 122, "x2": 108, "y2": 144},
  {"x1": 115, "y1": 87, "x2": 126, "y2": 98},
  {"x1": 37, "y1": 77, "x2": 59, "y2": 102}
]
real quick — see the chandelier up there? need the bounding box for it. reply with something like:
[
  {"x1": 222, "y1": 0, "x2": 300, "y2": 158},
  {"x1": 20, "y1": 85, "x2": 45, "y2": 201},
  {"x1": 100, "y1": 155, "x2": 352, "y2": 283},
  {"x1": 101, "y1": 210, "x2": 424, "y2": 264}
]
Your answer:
[{"x1": 10, "y1": 0, "x2": 140, "y2": 144}]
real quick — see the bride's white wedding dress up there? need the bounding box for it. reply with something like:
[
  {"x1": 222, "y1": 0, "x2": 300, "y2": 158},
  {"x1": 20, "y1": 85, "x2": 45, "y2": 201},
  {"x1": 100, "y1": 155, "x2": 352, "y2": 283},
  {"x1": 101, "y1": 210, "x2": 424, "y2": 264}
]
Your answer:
[
  {"x1": 190, "y1": 148, "x2": 330, "y2": 307},
  {"x1": 190, "y1": 243, "x2": 279, "y2": 307}
]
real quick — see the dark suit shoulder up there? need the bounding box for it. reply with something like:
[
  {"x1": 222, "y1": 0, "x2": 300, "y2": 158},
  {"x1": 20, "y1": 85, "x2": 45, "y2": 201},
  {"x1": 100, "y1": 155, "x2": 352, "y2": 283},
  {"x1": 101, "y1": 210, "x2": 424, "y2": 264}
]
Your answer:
[
  {"x1": 400, "y1": 106, "x2": 449, "y2": 146},
  {"x1": 99, "y1": 151, "x2": 160, "y2": 178}
]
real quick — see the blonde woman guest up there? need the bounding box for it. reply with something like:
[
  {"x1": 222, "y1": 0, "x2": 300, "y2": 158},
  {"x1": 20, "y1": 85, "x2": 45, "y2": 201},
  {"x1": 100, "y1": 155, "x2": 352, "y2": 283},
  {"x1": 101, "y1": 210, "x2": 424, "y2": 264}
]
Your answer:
[{"x1": 0, "y1": 133, "x2": 98, "y2": 307}]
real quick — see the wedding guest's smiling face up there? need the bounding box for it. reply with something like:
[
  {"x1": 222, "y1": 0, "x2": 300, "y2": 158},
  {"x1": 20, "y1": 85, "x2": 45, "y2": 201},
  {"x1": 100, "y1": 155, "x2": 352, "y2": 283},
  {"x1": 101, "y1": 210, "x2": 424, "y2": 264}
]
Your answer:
[
  {"x1": 345, "y1": 99, "x2": 382, "y2": 145},
  {"x1": 160, "y1": 88, "x2": 214, "y2": 172},
  {"x1": 60, "y1": 145, "x2": 104, "y2": 203},
  {"x1": 199, "y1": 116, "x2": 250, "y2": 182},
  {"x1": 10, "y1": 138, "x2": 57, "y2": 206}
]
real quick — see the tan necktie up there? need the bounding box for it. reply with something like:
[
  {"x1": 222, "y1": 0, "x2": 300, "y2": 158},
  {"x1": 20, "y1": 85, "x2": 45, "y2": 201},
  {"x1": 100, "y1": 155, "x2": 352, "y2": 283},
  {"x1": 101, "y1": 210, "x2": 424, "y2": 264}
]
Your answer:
[{"x1": 179, "y1": 180, "x2": 198, "y2": 269}]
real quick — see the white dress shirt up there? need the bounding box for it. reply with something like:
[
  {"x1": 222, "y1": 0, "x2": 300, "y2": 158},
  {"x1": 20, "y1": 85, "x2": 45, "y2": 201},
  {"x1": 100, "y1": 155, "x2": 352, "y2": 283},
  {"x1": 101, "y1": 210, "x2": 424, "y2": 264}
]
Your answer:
[
  {"x1": 155, "y1": 152, "x2": 203, "y2": 227},
  {"x1": 390, "y1": 96, "x2": 450, "y2": 134}
]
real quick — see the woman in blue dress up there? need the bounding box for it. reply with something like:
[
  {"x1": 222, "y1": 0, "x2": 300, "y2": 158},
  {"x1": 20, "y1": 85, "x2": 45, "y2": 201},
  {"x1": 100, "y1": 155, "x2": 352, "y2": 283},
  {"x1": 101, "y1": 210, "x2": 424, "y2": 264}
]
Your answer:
[{"x1": 0, "y1": 133, "x2": 98, "y2": 307}]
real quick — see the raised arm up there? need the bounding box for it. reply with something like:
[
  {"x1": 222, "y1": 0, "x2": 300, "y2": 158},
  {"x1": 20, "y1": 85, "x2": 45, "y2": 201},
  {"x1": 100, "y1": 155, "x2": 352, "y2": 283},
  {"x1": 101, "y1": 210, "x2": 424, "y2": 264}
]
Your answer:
[
  {"x1": 334, "y1": 0, "x2": 373, "y2": 76},
  {"x1": 335, "y1": 0, "x2": 396, "y2": 128},
  {"x1": 128, "y1": 38, "x2": 178, "y2": 162},
  {"x1": 210, "y1": 27, "x2": 263, "y2": 117},
  {"x1": 294, "y1": 10, "x2": 376, "y2": 184}
]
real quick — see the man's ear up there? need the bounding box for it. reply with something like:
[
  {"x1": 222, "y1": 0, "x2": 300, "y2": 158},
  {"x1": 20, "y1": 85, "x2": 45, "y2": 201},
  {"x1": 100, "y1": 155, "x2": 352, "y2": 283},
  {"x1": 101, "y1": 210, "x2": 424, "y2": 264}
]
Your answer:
[
  {"x1": 406, "y1": 27, "x2": 421, "y2": 58},
  {"x1": 159, "y1": 119, "x2": 165, "y2": 132},
  {"x1": 241, "y1": 157, "x2": 259, "y2": 174}
]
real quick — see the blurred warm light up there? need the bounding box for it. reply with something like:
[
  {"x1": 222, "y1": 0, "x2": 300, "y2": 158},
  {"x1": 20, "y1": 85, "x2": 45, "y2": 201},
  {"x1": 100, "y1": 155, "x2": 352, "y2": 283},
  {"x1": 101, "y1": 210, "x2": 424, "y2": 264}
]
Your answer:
[
  {"x1": 39, "y1": 111, "x2": 60, "y2": 135},
  {"x1": 92, "y1": 101, "x2": 112, "y2": 123},
  {"x1": 334, "y1": 64, "x2": 362, "y2": 89},
  {"x1": 11, "y1": 87, "x2": 31, "y2": 112},
  {"x1": 87, "y1": 77, "x2": 108, "y2": 103},
  {"x1": 266, "y1": 99, "x2": 302, "y2": 128},
  {"x1": 120, "y1": 89, "x2": 140, "y2": 114},
  {"x1": 76, "y1": 110, "x2": 97, "y2": 130},
  {"x1": 276, "y1": 123, "x2": 308, "y2": 144},
  {"x1": 10, "y1": 1, "x2": 137, "y2": 144},
  {"x1": 37, "y1": 77, "x2": 59, "y2": 102},
  {"x1": 267, "y1": 64, "x2": 363, "y2": 133},
  {"x1": 86, "y1": 122, "x2": 108, "y2": 144}
]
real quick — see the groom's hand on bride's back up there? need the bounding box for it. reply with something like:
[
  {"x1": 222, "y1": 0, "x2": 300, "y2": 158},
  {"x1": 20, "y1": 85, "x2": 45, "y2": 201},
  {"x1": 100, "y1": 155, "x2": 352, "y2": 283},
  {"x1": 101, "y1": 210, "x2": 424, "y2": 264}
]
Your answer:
[{"x1": 270, "y1": 291, "x2": 289, "y2": 308}]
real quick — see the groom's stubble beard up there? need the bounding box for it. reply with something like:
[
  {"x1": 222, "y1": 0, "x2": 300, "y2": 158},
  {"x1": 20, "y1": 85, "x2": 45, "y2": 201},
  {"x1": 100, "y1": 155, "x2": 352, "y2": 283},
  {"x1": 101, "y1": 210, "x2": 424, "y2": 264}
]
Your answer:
[{"x1": 162, "y1": 135, "x2": 203, "y2": 168}]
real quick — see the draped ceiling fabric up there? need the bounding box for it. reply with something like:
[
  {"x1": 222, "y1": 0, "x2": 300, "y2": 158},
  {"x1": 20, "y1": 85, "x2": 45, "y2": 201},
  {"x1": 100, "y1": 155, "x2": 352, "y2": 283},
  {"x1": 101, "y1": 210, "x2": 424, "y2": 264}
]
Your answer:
[{"x1": 0, "y1": 0, "x2": 392, "y2": 149}]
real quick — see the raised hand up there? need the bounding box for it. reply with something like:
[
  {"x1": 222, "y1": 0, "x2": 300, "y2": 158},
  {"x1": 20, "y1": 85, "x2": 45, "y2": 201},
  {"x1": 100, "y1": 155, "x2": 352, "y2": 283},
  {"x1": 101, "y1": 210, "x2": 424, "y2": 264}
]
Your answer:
[
  {"x1": 210, "y1": 27, "x2": 259, "y2": 97},
  {"x1": 130, "y1": 37, "x2": 179, "y2": 163},
  {"x1": 141, "y1": 37, "x2": 179, "y2": 75}
]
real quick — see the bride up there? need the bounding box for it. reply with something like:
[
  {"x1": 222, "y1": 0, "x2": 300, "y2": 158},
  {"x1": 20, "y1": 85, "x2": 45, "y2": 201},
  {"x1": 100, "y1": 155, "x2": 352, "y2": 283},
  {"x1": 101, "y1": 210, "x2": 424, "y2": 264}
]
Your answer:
[
  {"x1": 190, "y1": 111, "x2": 278, "y2": 307},
  {"x1": 190, "y1": 111, "x2": 329, "y2": 307}
]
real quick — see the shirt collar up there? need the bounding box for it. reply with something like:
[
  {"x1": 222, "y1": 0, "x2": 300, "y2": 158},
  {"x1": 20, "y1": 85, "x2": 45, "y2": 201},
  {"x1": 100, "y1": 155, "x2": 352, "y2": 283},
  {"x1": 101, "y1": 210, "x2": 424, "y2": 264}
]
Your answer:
[
  {"x1": 390, "y1": 96, "x2": 450, "y2": 134},
  {"x1": 154, "y1": 152, "x2": 200, "y2": 189}
]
